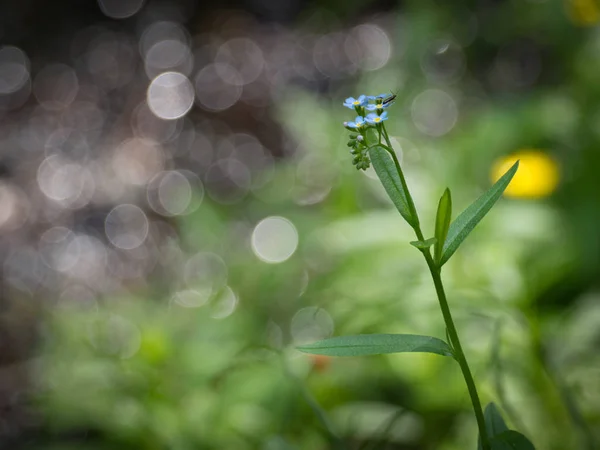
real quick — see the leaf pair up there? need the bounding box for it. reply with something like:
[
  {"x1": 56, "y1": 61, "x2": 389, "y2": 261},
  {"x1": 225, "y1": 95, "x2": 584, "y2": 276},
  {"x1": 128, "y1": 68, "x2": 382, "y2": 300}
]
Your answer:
[
  {"x1": 439, "y1": 161, "x2": 519, "y2": 266},
  {"x1": 369, "y1": 144, "x2": 519, "y2": 267},
  {"x1": 478, "y1": 403, "x2": 535, "y2": 450}
]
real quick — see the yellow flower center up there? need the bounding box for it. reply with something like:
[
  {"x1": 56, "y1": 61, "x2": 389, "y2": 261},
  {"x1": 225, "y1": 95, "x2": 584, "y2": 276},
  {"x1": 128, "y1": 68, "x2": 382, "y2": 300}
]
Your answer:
[
  {"x1": 353, "y1": 100, "x2": 360, "y2": 105},
  {"x1": 374, "y1": 117, "x2": 381, "y2": 122}
]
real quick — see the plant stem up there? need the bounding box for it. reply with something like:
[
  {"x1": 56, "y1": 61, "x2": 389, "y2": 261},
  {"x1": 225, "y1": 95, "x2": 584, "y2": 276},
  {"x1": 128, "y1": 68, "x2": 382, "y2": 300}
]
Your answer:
[
  {"x1": 423, "y1": 253, "x2": 490, "y2": 450},
  {"x1": 379, "y1": 124, "x2": 491, "y2": 450}
]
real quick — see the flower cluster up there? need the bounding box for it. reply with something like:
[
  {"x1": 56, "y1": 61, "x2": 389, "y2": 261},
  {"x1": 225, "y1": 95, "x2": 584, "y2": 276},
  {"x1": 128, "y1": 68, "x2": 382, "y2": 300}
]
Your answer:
[{"x1": 343, "y1": 93, "x2": 395, "y2": 170}]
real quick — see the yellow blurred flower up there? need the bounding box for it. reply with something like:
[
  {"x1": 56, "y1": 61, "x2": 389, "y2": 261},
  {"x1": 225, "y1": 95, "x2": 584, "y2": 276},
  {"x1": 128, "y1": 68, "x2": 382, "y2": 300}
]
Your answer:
[
  {"x1": 566, "y1": 0, "x2": 600, "y2": 26},
  {"x1": 491, "y1": 150, "x2": 560, "y2": 199}
]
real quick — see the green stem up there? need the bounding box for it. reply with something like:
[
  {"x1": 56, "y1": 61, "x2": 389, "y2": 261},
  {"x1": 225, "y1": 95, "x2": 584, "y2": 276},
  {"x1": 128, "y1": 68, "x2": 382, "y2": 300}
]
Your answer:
[
  {"x1": 379, "y1": 124, "x2": 491, "y2": 450},
  {"x1": 423, "y1": 253, "x2": 490, "y2": 450}
]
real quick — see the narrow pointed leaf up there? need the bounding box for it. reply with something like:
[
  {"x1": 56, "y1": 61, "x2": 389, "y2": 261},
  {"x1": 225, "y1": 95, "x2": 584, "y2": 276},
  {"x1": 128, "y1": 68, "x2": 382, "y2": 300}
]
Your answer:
[
  {"x1": 490, "y1": 430, "x2": 535, "y2": 450},
  {"x1": 478, "y1": 403, "x2": 509, "y2": 450},
  {"x1": 440, "y1": 161, "x2": 519, "y2": 266},
  {"x1": 434, "y1": 188, "x2": 452, "y2": 264},
  {"x1": 368, "y1": 146, "x2": 415, "y2": 226},
  {"x1": 485, "y1": 403, "x2": 509, "y2": 437},
  {"x1": 410, "y1": 237, "x2": 436, "y2": 250},
  {"x1": 297, "y1": 334, "x2": 453, "y2": 357}
]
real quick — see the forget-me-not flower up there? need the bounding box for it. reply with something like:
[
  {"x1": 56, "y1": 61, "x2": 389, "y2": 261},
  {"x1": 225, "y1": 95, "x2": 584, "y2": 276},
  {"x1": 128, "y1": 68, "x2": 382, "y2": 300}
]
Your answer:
[
  {"x1": 343, "y1": 95, "x2": 367, "y2": 109},
  {"x1": 365, "y1": 111, "x2": 388, "y2": 125},
  {"x1": 367, "y1": 93, "x2": 389, "y2": 100},
  {"x1": 347, "y1": 115, "x2": 367, "y2": 129},
  {"x1": 366, "y1": 102, "x2": 391, "y2": 112}
]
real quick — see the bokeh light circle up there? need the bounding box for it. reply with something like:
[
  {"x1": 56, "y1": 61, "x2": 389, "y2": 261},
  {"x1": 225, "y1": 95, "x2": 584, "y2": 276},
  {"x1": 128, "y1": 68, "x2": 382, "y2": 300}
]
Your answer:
[
  {"x1": 291, "y1": 306, "x2": 334, "y2": 345},
  {"x1": 144, "y1": 39, "x2": 192, "y2": 78},
  {"x1": 172, "y1": 289, "x2": 208, "y2": 308},
  {"x1": 147, "y1": 72, "x2": 194, "y2": 120},
  {"x1": 194, "y1": 63, "x2": 242, "y2": 112},
  {"x1": 132, "y1": 101, "x2": 181, "y2": 142},
  {"x1": 33, "y1": 63, "x2": 79, "y2": 111},
  {"x1": 147, "y1": 170, "x2": 203, "y2": 216},
  {"x1": 411, "y1": 89, "x2": 458, "y2": 137},
  {"x1": 105, "y1": 204, "x2": 149, "y2": 250},
  {"x1": 97, "y1": 0, "x2": 145, "y2": 19},
  {"x1": 210, "y1": 286, "x2": 239, "y2": 319},
  {"x1": 251, "y1": 216, "x2": 299, "y2": 264},
  {"x1": 0, "y1": 182, "x2": 29, "y2": 231},
  {"x1": 113, "y1": 137, "x2": 165, "y2": 185},
  {"x1": 183, "y1": 252, "x2": 228, "y2": 297},
  {"x1": 216, "y1": 38, "x2": 264, "y2": 85},
  {"x1": 0, "y1": 46, "x2": 30, "y2": 94},
  {"x1": 348, "y1": 24, "x2": 391, "y2": 71},
  {"x1": 204, "y1": 158, "x2": 251, "y2": 204},
  {"x1": 39, "y1": 227, "x2": 80, "y2": 272},
  {"x1": 37, "y1": 155, "x2": 87, "y2": 203}
]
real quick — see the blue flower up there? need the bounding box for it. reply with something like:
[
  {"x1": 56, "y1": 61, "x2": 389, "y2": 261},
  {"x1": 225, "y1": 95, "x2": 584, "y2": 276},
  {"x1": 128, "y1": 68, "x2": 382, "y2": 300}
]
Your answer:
[
  {"x1": 365, "y1": 112, "x2": 388, "y2": 125},
  {"x1": 367, "y1": 93, "x2": 389, "y2": 100},
  {"x1": 346, "y1": 115, "x2": 367, "y2": 129},
  {"x1": 366, "y1": 102, "x2": 390, "y2": 111},
  {"x1": 343, "y1": 95, "x2": 367, "y2": 109}
]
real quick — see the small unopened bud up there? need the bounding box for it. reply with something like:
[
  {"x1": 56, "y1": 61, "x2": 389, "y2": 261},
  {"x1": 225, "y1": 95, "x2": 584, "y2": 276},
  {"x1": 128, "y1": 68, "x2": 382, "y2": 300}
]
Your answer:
[
  {"x1": 343, "y1": 122, "x2": 357, "y2": 131},
  {"x1": 357, "y1": 135, "x2": 364, "y2": 142}
]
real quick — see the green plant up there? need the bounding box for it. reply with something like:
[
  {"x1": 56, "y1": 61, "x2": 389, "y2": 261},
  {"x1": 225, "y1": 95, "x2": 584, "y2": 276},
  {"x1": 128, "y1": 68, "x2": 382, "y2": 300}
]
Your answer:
[{"x1": 298, "y1": 93, "x2": 534, "y2": 450}]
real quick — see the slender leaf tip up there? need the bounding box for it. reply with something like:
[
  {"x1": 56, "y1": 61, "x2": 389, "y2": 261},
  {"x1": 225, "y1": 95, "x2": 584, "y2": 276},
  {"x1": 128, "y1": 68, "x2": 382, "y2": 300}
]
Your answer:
[{"x1": 439, "y1": 160, "x2": 519, "y2": 266}]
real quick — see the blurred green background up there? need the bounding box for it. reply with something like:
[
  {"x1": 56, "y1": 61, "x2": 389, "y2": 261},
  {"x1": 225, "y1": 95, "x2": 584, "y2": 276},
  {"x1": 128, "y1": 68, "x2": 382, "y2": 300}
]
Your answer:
[{"x1": 0, "y1": 0, "x2": 599, "y2": 449}]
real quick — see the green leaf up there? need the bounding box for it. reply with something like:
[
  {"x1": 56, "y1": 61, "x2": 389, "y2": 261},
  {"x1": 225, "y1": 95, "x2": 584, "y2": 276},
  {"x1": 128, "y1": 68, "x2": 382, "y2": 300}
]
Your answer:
[
  {"x1": 478, "y1": 403, "x2": 508, "y2": 450},
  {"x1": 484, "y1": 403, "x2": 509, "y2": 437},
  {"x1": 490, "y1": 431, "x2": 536, "y2": 450},
  {"x1": 434, "y1": 188, "x2": 452, "y2": 264},
  {"x1": 368, "y1": 146, "x2": 415, "y2": 226},
  {"x1": 477, "y1": 403, "x2": 535, "y2": 450},
  {"x1": 365, "y1": 128, "x2": 379, "y2": 145},
  {"x1": 440, "y1": 161, "x2": 519, "y2": 266},
  {"x1": 297, "y1": 334, "x2": 453, "y2": 357},
  {"x1": 410, "y1": 237, "x2": 437, "y2": 250}
]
